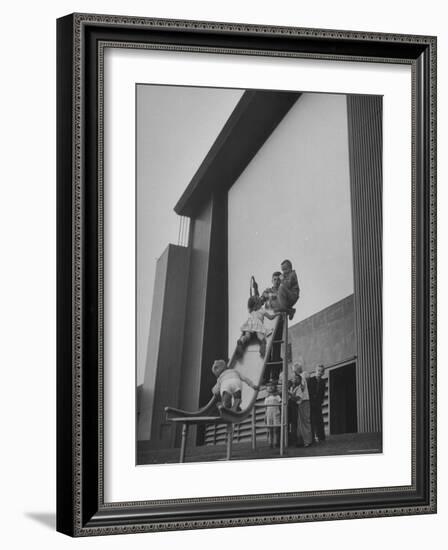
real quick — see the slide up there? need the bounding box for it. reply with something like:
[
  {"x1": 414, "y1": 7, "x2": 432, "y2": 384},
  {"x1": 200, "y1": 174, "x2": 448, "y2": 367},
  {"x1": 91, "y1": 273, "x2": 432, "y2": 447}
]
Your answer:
[
  {"x1": 165, "y1": 394, "x2": 219, "y2": 421},
  {"x1": 165, "y1": 313, "x2": 282, "y2": 425},
  {"x1": 218, "y1": 314, "x2": 281, "y2": 423}
]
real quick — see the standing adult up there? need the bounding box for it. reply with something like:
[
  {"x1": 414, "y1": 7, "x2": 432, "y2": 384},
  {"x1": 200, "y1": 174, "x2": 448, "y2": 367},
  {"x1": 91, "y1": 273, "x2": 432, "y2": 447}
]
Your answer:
[
  {"x1": 285, "y1": 375, "x2": 298, "y2": 445},
  {"x1": 289, "y1": 364, "x2": 313, "y2": 447},
  {"x1": 262, "y1": 271, "x2": 283, "y2": 379},
  {"x1": 308, "y1": 364, "x2": 326, "y2": 442}
]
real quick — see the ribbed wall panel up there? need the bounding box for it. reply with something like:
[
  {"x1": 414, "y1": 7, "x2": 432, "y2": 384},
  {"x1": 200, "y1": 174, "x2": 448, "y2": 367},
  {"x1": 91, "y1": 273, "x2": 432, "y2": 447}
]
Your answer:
[{"x1": 347, "y1": 96, "x2": 383, "y2": 433}]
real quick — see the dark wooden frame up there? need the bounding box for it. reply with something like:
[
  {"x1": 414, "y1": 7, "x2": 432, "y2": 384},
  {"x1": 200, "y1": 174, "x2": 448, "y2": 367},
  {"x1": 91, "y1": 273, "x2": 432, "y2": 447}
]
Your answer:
[{"x1": 57, "y1": 13, "x2": 437, "y2": 536}]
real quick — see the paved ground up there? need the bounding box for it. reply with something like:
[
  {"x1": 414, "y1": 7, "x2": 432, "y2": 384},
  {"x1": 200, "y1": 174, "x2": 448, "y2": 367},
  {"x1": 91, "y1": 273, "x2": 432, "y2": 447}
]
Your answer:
[{"x1": 137, "y1": 432, "x2": 382, "y2": 465}]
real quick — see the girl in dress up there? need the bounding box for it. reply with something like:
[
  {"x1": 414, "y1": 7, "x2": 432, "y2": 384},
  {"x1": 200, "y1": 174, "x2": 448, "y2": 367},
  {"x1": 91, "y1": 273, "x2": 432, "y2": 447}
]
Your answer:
[
  {"x1": 264, "y1": 383, "x2": 281, "y2": 448},
  {"x1": 237, "y1": 296, "x2": 279, "y2": 358}
]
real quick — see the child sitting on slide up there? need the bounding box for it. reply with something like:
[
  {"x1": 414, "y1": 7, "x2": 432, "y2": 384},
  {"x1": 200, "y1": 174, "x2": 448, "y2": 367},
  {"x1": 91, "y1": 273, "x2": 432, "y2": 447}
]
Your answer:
[
  {"x1": 275, "y1": 259, "x2": 300, "y2": 320},
  {"x1": 237, "y1": 296, "x2": 280, "y2": 358},
  {"x1": 211, "y1": 359, "x2": 259, "y2": 412}
]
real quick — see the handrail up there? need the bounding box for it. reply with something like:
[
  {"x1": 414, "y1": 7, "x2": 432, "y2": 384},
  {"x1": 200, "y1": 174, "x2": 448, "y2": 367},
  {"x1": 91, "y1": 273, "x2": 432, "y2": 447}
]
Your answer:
[{"x1": 165, "y1": 395, "x2": 219, "y2": 420}]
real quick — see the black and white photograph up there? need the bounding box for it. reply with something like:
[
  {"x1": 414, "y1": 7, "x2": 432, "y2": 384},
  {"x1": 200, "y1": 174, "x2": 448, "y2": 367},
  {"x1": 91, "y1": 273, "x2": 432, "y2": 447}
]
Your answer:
[
  {"x1": 1, "y1": 0, "x2": 443, "y2": 544},
  {"x1": 135, "y1": 85, "x2": 382, "y2": 465}
]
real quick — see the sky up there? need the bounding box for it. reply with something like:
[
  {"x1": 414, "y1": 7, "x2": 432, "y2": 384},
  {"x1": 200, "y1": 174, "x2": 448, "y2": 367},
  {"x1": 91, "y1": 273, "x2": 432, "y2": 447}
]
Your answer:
[{"x1": 136, "y1": 84, "x2": 243, "y2": 384}]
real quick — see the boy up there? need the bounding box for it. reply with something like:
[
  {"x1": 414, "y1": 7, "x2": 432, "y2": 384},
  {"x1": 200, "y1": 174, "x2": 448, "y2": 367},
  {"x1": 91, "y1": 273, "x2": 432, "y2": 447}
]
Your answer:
[
  {"x1": 276, "y1": 259, "x2": 300, "y2": 320},
  {"x1": 211, "y1": 359, "x2": 259, "y2": 411}
]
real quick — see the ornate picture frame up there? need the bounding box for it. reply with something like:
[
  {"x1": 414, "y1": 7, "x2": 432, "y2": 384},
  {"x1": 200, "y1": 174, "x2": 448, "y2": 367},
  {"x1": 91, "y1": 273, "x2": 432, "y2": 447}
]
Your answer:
[{"x1": 57, "y1": 13, "x2": 436, "y2": 536}]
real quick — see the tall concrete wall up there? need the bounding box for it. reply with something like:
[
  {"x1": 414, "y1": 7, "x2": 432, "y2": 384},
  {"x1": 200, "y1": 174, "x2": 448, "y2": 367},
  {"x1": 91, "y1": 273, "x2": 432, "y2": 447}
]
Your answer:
[
  {"x1": 179, "y1": 194, "x2": 229, "y2": 446},
  {"x1": 178, "y1": 200, "x2": 213, "y2": 416},
  {"x1": 347, "y1": 95, "x2": 383, "y2": 433},
  {"x1": 137, "y1": 244, "x2": 189, "y2": 446},
  {"x1": 137, "y1": 249, "x2": 169, "y2": 441},
  {"x1": 228, "y1": 93, "x2": 353, "y2": 356},
  {"x1": 288, "y1": 294, "x2": 356, "y2": 375}
]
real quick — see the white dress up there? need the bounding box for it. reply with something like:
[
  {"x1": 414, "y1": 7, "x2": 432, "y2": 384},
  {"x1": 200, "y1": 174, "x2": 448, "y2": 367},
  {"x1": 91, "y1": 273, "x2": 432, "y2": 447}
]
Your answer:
[{"x1": 240, "y1": 310, "x2": 268, "y2": 335}]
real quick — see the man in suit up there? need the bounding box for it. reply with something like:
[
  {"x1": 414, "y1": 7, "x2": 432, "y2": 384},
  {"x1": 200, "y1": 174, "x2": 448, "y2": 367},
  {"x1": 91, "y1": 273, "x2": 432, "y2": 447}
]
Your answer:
[
  {"x1": 308, "y1": 365, "x2": 326, "y2": 442},
  {"x1": 289, "y1": 364, "x2": 313, "y2": 447}
]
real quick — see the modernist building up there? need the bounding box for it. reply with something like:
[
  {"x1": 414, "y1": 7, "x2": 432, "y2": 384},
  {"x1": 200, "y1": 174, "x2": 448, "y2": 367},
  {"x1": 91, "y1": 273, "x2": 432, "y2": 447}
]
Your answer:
[{"x1": 137, "y1": 90, "x2": 382, "y2": 452}]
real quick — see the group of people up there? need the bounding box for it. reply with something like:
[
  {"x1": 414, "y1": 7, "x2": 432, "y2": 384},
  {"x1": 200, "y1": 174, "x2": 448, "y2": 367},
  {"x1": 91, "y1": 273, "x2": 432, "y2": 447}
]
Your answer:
[
  {"x1": 210, "y1": 259, "x2": 300, "y2": 411},
  {"x1": 210, "y1": 355, "x2": 327, "y2": 449},
  {"x1": 264, "y1": 364, "x2": 326, "y2": 448},
  {"x1": 236, "y1": 259, "x2": 300, "y2": 358},
  {"x1": 209, "y1": 257, "x2": 327, "y2": 452}
]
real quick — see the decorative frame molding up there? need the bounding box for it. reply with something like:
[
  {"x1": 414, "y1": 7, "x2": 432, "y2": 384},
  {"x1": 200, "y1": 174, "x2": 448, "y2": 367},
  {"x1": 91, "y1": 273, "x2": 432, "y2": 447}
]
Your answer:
[{"x1": 57, "y1": 13, "x2": 437, "y2": 536}]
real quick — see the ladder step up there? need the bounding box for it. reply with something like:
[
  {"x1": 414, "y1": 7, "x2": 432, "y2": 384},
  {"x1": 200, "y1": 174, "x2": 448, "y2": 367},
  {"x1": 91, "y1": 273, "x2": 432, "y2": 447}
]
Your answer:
[
  {"x1": 272, "y1": 339, "x2": 284, "y2": 344},
  {"x1": 265, "y1": 360, "x2": 283, "y2": 365}
]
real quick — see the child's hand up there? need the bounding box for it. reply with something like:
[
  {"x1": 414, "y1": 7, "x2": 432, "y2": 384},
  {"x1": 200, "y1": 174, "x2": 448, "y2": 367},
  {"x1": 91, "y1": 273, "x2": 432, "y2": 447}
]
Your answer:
[{"x1": 253, "y1": 385, "x2": 260, "y2": 391}]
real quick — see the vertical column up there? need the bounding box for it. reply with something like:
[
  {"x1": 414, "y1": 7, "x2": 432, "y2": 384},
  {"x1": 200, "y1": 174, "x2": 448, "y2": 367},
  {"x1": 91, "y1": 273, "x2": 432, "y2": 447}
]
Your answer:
[
  {"x1": 178, "y1": 200, "x2": 213, "y2": 439},
  {"x1": 178, "y1": 192, "x2": 229, "y2": 447},
  {"x1": 347, "y1": 95, "x2": 383, "y2": 433},
  {"x1": 197, "y1": 191, "x2": 229, "y2": 444},
  {"x1": 137, "y1": 245, "x2": 190, "y2": 447}
]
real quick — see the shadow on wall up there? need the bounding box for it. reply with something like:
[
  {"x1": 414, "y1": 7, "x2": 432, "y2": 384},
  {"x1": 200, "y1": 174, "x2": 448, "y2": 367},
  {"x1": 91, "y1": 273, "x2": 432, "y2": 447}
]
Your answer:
[{"x1": 24, "y1": 512, "x2": 56, "y2": 531}]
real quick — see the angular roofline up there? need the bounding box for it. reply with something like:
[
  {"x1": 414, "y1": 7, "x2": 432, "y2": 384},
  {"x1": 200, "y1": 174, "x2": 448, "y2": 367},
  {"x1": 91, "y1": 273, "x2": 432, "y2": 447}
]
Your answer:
[{"x1": 174, "y1": 89, "x2": 302, "y2": 217}]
